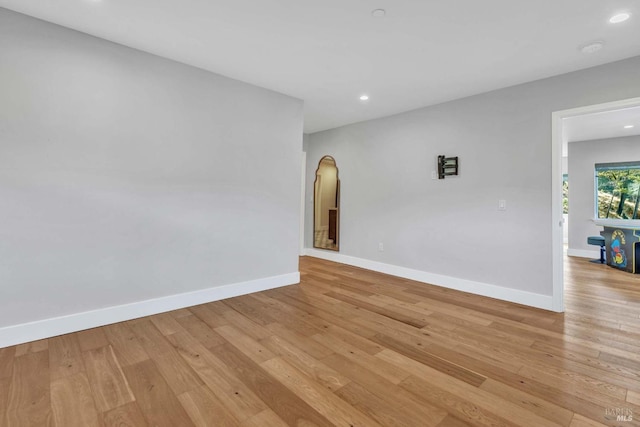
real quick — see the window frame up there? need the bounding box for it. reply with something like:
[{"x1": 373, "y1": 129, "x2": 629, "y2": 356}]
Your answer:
[{"x1": 593, "y1": 161, "x2": 640, "y2": 226}]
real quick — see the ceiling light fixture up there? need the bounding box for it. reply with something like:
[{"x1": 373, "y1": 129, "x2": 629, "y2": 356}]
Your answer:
[
  {"x1": 609, "y1": 12, "x2": 630, "y2": 24},
  {"x1": 624, "y1": 125, "x2": 635, "y2": 129},
  {"x1": 359, "y1": 95, "x2": 370, "y2": 101},
  {"x1": 372, "y1": 9, "x2": 386, "y2": 18},
  {"x1": 580, "y1": 41, "x2": 604, "y2": 54}
]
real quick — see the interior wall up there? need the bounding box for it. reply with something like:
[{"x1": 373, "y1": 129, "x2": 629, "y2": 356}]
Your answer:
[
  {"x1": 0, "y1": 9, "x2": 303, "y2": 329},
  {"x1": 568, "y1": 135, "x2": 640, "y2": 253},
  {"x1": 305, "y1": 56, "x2": 640, "y2": 299}
]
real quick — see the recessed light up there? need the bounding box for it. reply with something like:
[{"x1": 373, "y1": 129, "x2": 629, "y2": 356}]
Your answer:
[
  {"x1": 624, "y1": 125, "x2": 635, "y2": 129},
  {"x1": 359, "y1": 95, "x2": 369, "y2": 101},
  {"x1": 609, "y1": 12, "x2": 630, "y2": 24},
  {"x1": 580, "y1": 41, "x2": 604, "y2": 54},
  {"x1": 372, "y1": 9, "x2": 386, "y2": 18}
]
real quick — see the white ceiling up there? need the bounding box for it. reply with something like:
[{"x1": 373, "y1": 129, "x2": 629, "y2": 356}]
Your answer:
[
  {"x1": 564, "y1": 106, "x2": 640, "y2": 143},
  {"x1": 1, "y1": 1, "x2": 639, "y2": 133},
  {"x1": 563, "y1": 106, "x2": 640, "y2": 155}
]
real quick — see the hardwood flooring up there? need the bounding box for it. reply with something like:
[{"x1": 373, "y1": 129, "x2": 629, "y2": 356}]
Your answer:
[{"x1": 1, "y1": 255, "x2": 639, "y2": 426}]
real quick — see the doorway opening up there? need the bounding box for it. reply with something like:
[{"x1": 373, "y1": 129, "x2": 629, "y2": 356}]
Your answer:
[{"x1": 551, "y1": 96, "x2": 640, "y2": 312}]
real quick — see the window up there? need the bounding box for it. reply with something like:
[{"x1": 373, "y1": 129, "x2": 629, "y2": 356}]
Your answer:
[{"x1": 595, "y1": 162, "x2": 640, "y2": 220}]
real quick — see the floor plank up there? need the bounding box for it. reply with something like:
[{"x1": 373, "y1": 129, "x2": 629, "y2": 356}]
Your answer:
[
  {"x1": 260, "y1": 334, "x2": 351, "y2": 392},
  {"x1": 76, "y1": 328, "x2": 109, "y2": 352},
  {"x1": 82, "y1": 344, "x2": 135, "y2": 412},
  {"x1": 261, "y1": 356, "x2": 382, "y2": 426},
  {"x1": 14, "y1": 340, "x2": 48, "y2": 357},
  {"x1": 240, "y1": 409, "x2": 288, "y2": 427},
  {"x1": 215, "y1": 342, "x2": 335, "y2": 426},
  {"x1": 128, "y1": 319, "x2": 175, "y2": 357},
  {"x1": 151, "y1": 347, "x2": 205, "y2": 395},
  {"x1": 0, "y1": 346, "x2": 15, "y2": 379},
  {"x1": 479, "y1": 378, "x2": 574, "y2": 426},
  {"x1": 177, "y1": 385, "x2": 240, "y2": 427},
  {"x1": 0, "y1": 377, "x2": 10, "y2": 427},
  {"x1": 122, "y1": 359, "x2": 195, "y2": 427},
  {"x1": 214, "y1": 324, "x2": 276, "y2": 364},
  {"x1": 101, "y1": 401, "x2": 149, "y2": 427},
  {"x1": 322, "y1": 352, "x2": 448, "y2": 426},
  {"x1": 166, "y1": 330, "x2": 267, "y2": 422},
  {"x1": 335, "y1": 380, "x2": 445, "y2": 427},
  {"x1": 628, "y1": 389, "x2": 640, "y2": 405},
  {"x1": 49, "y1": 334, "x2": 85, "y2": 381},
  {"x1": 102, "y1": 322, "x2": 149, "y2": 367},
  {"x1": 6, "y1": 351, "x2": 52, "y2": 426},
  {"x1": 174, "y1": 314, "x2": 227, "y2": 349},
  {"x1": 1, "y1": 254, "x2": 639, "y2": 426},
  {"x1": 50, "y1": 372, "x2": 101, "y2": 427},
  {"x1": 189, "y1": 304, "x2": 230, "y2": 329},
  {"x1": 149, "y1": 312, "x2": 187, "y2": 336}
]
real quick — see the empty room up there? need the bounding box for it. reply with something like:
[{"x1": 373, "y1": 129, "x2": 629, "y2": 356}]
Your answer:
[{"x1": 1, "y1": 1, "x2": 640, "y2": 426}]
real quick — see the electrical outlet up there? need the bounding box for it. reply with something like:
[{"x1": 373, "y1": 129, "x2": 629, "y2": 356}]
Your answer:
[
  {"x1": 378, "y1": 242, "x2": 384, "y2": 251},
  {"x1": 498, "y1": 200, "x2": 507, "y2": 211}
]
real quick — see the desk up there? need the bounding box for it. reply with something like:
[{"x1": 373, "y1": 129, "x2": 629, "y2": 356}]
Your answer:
[{"x1": 600, "y1": 226, "x2": 640, "y2": 273}]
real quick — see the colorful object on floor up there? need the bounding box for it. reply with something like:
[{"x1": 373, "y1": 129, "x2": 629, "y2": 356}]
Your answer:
[{"x1": 600, "y1": 226, "x2": 640, "y2": 273}]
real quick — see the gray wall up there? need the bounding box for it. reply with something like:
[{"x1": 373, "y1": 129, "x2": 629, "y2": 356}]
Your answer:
[
  {"x1": 306, "y1": 56, "x2": 640, "y2": 297},
  {"x1": 568, "y1": 135, "x2": 640, "y2": 252},
  {"x1": 0, "y1": 9, "x2": 303, "y2": 328}
]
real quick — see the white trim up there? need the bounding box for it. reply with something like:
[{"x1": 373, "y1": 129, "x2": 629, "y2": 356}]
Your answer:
[
  {"x1": 551, "y1": 109, "x2": 565, "y2": 312},
  {"x1": 551, "y1": 96, "x2": 640, "y2": 313},
  {"x1": 594, "y1": 219, "x2": 640, "y2": 228},
  {"x1": 304, "y1": 250, "x2": 553, "y2": 311},
  {"x1": 567, "y1": 248, "x2": 601, "y2": 259},
  {"x1": 0, "y1": 272, "x2": 299, "y2": 348},
  {"x1": 300, "y1": 151, "x2": 307, "y2": 255}
]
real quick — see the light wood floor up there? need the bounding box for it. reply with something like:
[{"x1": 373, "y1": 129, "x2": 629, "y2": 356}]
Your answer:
[{"x1": 1, "y1": 255, "x2": 639, "y2": 426}]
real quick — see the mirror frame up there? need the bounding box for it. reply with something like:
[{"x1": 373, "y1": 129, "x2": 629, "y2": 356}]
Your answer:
[{"x1": 313, "y1": 155, "x2": 340, "y2": 251}]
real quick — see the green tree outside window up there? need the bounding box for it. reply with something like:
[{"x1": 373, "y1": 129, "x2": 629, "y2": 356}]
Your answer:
[{"x1": 596, "y1": 163, "x2": 640, "y2": 220}]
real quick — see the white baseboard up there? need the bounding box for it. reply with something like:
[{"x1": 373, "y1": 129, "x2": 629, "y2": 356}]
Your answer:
[
  {"x1": 0, "y1": 272, "x2": 299, "y2": 348},
  {"x1": 304, "y1": 248, "x2": 553, "y2": 311},
  {"x1": 567, "y1": 248, "x2": 601, "y2": 259}
]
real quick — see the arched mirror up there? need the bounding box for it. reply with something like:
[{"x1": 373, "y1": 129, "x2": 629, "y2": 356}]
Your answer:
[{"x1": 313, "y1": 156, "x2": 340, "y2": 251}]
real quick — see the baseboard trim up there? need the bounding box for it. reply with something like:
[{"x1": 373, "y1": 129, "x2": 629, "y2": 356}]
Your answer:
[
  {"x1": 304, "y1": 249, "x2": 553, "y2": 311},
  {"x1": 0, "y1": 272, "x2": 299, "y2": 348},
  {"x1": 567, "y1": 248, "x2": 601, "y2": 259}
]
